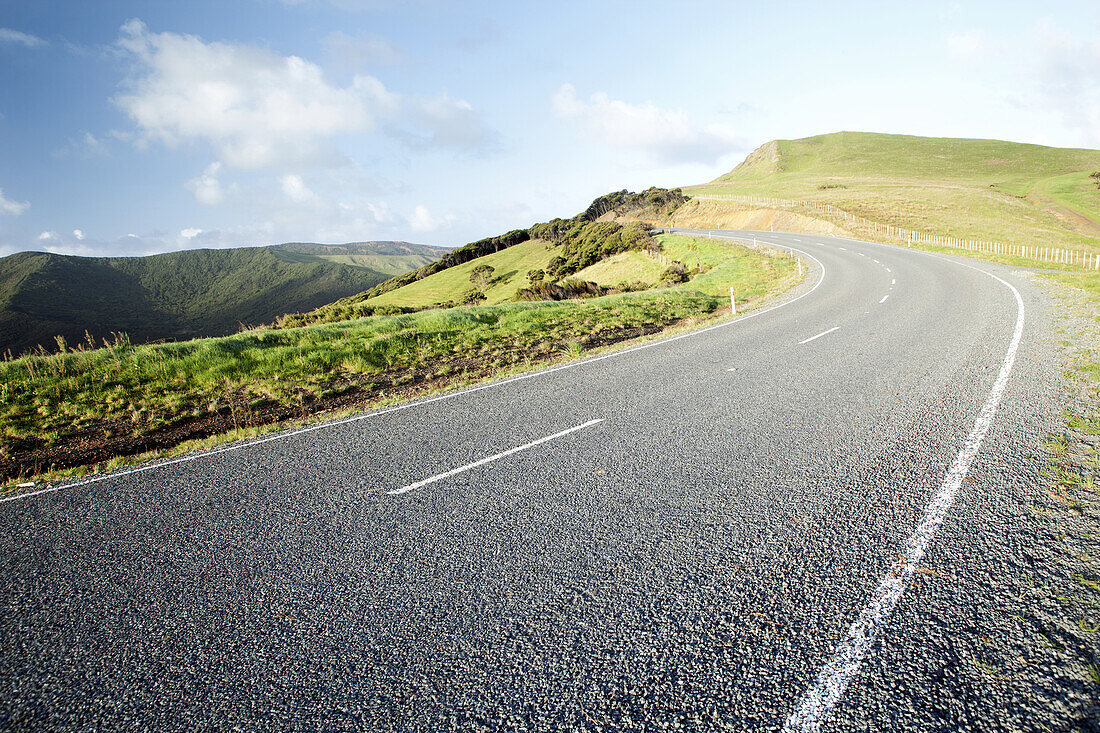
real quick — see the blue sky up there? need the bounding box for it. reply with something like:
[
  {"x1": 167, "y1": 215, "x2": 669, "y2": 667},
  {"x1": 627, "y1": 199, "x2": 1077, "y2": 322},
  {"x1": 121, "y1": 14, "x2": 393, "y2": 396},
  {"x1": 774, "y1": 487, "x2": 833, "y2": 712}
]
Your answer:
[{"x1": 1, "y1": 0, "x2": 1098, "y2": 257}]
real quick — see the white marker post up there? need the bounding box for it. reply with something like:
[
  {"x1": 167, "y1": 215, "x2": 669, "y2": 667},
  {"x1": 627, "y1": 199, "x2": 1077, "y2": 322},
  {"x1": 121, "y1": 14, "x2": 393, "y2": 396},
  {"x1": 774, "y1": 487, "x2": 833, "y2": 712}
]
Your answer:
[
  {"x1": 730, "y1": 287, "x2": 736, "y2": 316},
  {"x1": 798, "y1": 258, "x2": 803, "y2": 276}
]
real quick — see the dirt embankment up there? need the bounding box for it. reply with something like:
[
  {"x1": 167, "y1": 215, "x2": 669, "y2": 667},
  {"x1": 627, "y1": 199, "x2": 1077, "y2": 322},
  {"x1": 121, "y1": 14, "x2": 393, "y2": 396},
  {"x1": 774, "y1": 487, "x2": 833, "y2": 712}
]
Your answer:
[{"x1": 665, "y1": 199, "x2": 852, "y2": 236}]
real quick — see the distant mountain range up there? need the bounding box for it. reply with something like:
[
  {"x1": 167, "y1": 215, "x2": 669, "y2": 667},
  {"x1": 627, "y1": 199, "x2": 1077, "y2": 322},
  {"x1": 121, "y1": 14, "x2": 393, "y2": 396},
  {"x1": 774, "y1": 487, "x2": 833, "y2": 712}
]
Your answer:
[{"x1": 0, "y1": 241, "x2": 449, "y2": 356}]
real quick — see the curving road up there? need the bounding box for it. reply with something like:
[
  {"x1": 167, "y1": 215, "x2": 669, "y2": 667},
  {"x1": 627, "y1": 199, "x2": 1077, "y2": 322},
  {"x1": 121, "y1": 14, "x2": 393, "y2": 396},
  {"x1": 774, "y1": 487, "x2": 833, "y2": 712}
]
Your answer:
[{"x1": 0, "y1": 232, "x2": 1080, "y2": 730}]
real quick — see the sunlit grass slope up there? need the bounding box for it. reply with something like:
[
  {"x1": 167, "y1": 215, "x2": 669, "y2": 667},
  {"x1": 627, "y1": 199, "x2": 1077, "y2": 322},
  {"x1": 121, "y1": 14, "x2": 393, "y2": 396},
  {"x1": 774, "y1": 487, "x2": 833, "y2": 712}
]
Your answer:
[
  {"x1": 687, "y1": 131, "x2": 1100, "y2": 253},
  {"x1": 368, "y1": 237, "x2": 558, "y2": 307}
]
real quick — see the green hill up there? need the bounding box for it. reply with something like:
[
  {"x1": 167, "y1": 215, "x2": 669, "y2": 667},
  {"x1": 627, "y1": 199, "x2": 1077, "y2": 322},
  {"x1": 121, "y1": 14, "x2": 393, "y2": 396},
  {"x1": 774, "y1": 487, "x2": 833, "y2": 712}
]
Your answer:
[
  {"x1": 0, "y1": 241, "x2": 447, "y2": 356},
  {"x1": 684, "y1": 131, "x2": 1100, "y2": 253},
  {"x1": 283, "y1": 188, "x2": 688, "y2": 327}
]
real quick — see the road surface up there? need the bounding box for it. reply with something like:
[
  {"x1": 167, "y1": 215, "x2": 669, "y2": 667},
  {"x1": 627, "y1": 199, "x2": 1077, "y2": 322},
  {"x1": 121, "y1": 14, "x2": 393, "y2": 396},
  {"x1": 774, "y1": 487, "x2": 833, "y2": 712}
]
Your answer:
[{"x1": 0, "y1": 231, "x2": 1084, "y2": 731}]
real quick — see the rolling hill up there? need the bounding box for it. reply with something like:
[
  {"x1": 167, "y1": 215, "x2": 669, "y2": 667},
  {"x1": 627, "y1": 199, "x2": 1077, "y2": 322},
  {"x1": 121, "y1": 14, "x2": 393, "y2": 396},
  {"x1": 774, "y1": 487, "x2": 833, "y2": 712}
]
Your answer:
[
  {"x1": 0, "y1": 241, "x2": 447, "y2": 356},
  {"x1": 282, "y1": 188, "x2": 688, "y2": 327},
  {"x1": 682, "y1": 131, "x2": 1100, "y2": 254}
]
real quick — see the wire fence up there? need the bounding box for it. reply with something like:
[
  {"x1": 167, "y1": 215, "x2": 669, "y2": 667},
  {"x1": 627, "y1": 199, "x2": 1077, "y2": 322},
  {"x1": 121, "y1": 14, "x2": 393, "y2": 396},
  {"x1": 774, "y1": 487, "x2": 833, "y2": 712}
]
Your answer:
[{"x1": 691, "y1": 193, "x2": 1100, "y2": 270}]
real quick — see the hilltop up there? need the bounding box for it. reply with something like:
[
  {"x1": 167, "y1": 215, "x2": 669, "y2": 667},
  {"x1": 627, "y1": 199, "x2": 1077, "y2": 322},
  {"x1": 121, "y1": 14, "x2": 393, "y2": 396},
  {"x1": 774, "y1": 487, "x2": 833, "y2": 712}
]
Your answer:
[
  {"x1": 683, "y1": 131, "x2": 1100, "y2": 253},
  {"x1": 0, "y1": 241, "x2": 447, "y2": 356}
]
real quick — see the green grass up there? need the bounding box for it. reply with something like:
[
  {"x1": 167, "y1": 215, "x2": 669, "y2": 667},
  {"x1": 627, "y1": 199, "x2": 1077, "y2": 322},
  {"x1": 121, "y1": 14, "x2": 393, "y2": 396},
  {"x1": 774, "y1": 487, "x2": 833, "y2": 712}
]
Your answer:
[
  {"x1": 1040, "y1": 272, "x2": 1100, "y2": 302},
  {"x1": 368, "y1": 237, "x2": 557, "y2": 307},
  {"x1": 574, "y1": 251, "x2": 665, "y2": 288},
  {"x1": 0, "y1": 234, "x2": 798, "y2": 481},
  {"x1": 684, "y1": 131, "x2": 1100, "y2": 256}
]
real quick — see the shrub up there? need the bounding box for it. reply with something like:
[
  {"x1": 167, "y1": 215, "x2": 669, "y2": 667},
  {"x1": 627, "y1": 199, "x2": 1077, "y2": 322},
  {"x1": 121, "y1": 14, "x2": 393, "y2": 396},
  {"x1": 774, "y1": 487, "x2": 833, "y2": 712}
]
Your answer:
[{"x1": 661, "y1": 263, "x2": 689, "y2": 286}]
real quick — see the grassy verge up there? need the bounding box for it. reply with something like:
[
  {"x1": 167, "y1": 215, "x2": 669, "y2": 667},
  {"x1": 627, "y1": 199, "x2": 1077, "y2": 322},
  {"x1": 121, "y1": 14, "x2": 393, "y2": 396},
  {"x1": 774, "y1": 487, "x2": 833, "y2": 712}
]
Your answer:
[
  {"x1": 0, "y1": 235, "x2": 799, "y2": 488},
  {"x1": 1029, "y1": 270, "x2": 1100, "y2": 698}
]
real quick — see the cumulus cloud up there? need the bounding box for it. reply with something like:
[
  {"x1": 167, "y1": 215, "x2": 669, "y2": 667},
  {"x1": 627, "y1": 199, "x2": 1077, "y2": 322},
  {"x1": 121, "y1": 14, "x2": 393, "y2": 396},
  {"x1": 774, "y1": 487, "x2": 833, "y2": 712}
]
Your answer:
[
  {"x1": 180, "y1": 227, "x2": 202, "y2": 238},
  {"x1": 73, "y1": 229, "x2": 85, "y2": 240},
  {"x1": 38, "y1": 231, "x2": 58, "y2": 241},
  {"x1": 279, "y1": 173, "x2": 316, "y2": 203},
  {"x1": 409, "y1": 204, "x2": 457, "y2": 233},
  {"x1": 187, "y1": 162, "x2": 227, "y2": 205},
  {"x1": 0, "y1": 28, "x2": 46, "y2": 48},
  {"x1": 114, "y1": 20, "x2": 495, "y2": 169},
  {"x1": 552, "y1": 84, "x2": 743, "y2": 165},
  {"x1": 0, "y1": 188, "x2": 29, "y2": 215}
]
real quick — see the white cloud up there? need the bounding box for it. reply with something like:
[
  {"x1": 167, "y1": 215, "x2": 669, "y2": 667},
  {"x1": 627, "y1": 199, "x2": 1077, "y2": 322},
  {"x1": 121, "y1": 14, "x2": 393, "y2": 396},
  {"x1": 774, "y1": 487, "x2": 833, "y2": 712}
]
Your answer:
[
  {"x1": 552, "y1": 84, "x2": 743, "y2": 165},
  {"x1": 187, "y1": 162, "x2": 226, "y2": 205},
  {"x1": 73, "y1": 229, "x2": 85, "y2": 240},
  {"x1": 114, "y1": 20, "x2": 494, "y2": 170},
  {"x1": 0, "y1": 188, "x2": 29, "y2": 215},
  {"x1": 409, "y1": 204, "x2": 457, "y2": 233},
  {"x1": 38, "y1": 231, "x2": 58, "y2": 241},
  {"x1": 0, "y1": 28, "x2": 46, "y2": 48},
  {"x1": 279, "y1": 173, "x2": 316, "y2": 203},
  {"x1": 180, "y1": 227, "x2": 202, "y2": 238}
]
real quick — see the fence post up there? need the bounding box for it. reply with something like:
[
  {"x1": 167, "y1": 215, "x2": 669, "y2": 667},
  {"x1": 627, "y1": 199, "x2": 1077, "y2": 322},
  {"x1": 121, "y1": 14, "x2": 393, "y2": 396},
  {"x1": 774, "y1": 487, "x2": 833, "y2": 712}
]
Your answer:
[{"x1": 730, "y1": 287, "x2": 736, "y2": 316}]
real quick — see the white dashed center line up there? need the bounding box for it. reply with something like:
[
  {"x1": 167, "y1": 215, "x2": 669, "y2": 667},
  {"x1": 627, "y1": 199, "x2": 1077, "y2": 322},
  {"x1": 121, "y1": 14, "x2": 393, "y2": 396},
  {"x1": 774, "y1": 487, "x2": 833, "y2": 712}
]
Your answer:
[
  {"x1": 798, "y1": 326, "x2": 840, "y2": 345},
  {"x1": 388, "y1": 419, "x2": 604, "y2": 495},
  {"x1": 879, "y1": 294, "x2": 889, "y2": 304}
]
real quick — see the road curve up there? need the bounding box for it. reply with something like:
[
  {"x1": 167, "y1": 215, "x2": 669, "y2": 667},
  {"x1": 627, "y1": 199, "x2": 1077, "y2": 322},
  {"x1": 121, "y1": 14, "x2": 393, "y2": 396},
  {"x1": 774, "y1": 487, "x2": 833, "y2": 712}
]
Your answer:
[{"x1": 0, "y1": 231, "x2": 1077, "y2": 730}]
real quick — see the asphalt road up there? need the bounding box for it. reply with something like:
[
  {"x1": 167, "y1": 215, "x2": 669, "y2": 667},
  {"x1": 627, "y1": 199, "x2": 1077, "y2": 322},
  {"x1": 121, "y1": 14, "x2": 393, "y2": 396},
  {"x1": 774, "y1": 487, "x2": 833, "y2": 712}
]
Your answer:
[{"x1": 0, "y1": 231, "x2": 1087, "y2": 731}]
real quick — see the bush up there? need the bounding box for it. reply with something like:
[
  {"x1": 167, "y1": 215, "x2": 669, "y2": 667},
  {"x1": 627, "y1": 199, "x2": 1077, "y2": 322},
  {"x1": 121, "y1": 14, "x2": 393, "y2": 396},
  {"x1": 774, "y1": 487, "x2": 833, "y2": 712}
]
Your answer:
[
  {"x1": 661, "y1": 263, "x2": 689, "y2": 286},
  {"x1": 513, "y1": 280, "x2": 605, "y2": 301},
  {"x1": 544, "y1": 221, "x2": 655, "y2": 280},
  {"x1": 460, "y1": 288, "x2": 486, "y2": 305}
]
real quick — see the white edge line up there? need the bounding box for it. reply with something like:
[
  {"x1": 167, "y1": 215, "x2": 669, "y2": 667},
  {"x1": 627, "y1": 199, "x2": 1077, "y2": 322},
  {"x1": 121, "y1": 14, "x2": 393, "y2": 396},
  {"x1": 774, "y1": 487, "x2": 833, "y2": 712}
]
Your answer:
[
  {"x1": 879, "y1": 294, "x2": 889, "y2": 304},
  {"x1": 388, "y1": 418, "x2": 603, "y2": 495},
  {"x1": 798, "y1": 326, "x2": 840, "y2": 345},
  {"x1": 782, "y1": 264, "x2": 1025, "y2": 733},
  {"x1": 2, "y1": 234, "x2": 828, "y2": 505}
]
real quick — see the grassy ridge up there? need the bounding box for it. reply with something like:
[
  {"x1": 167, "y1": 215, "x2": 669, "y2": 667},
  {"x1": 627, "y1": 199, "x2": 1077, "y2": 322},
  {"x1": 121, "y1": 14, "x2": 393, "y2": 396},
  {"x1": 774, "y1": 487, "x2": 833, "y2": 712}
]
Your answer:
[
  {"x1": 0, "y1": 241, "x2": 448, "y2": 356},
  {"x1": 368, "y1": 237, "x2": 558, "y2": 307},
  {"x1": 686, "y1": 132, "x2": 1100, "y2": 254},
  {"x1": 0, "y1": 234, "x2": 797, "y2": 481}
]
